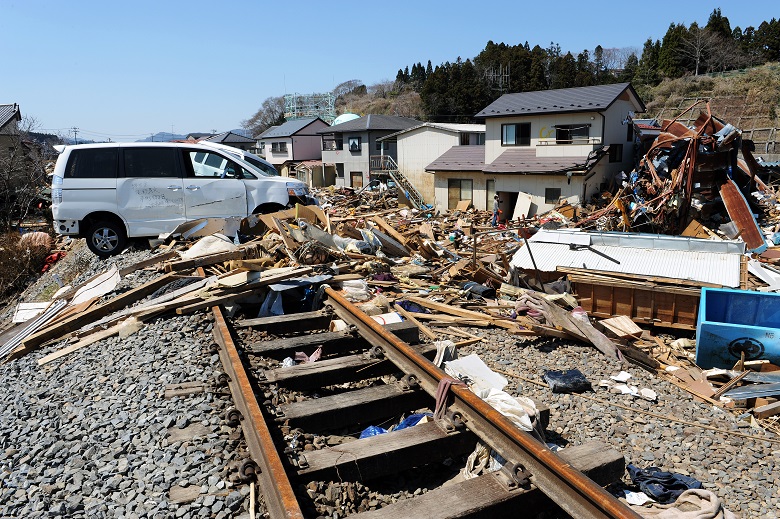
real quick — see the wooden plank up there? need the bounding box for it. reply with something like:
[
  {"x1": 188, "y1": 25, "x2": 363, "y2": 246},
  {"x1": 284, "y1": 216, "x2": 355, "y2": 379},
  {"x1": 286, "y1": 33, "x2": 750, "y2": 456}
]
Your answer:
[
  {"x1": 753, "y1": 400, "x2": 780, "y2": 419},
  {"x1": 16, "y1": 272, "x2": 183, "y2": 356},
  {"x1": 245, "y1": 331, "x2": 359, "y2": 359},
  {"x1": 234, "y1": 310, "x2": 332, "y2": 332},
  {"x1": 298, "y1": 421, "x2": 476, "y2": 481},
  {"x1": 352, "y1": 441, "x2": 625, "y2": 519},
  {"x1": 164, "y1": 381, "x2": 207, "y2": 399},
  {"x1": 119, "y1": 250, "x2": 179, "y2": 276},
  {"x1": 37, "y1": 323, "x2": 123, "y2": 365},
  {"x1": 371, "y1": 216, "x2": 408, "y2": 247},
  {"x1": 405, "y1": 296, "x2": 521, "y2": 332},
  {"x1": 164, "y1": 249, "x2": 248, "y2": 273},
  {"x1": 264, "y1": 344, "x2": 436, "y2": 390},
  {"x1": 393, "y1": 303, "x2": 437, "y2": 340},
  {"x1": 277, "y1": 384, "x2": 430, "y2": 432}
]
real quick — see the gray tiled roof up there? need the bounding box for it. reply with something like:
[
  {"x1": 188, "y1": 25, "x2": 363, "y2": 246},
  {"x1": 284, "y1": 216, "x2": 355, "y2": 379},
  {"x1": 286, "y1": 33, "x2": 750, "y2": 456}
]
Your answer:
[
  {"x1": 476, "y1": 83, "x2": 644, "y2": 118},
  {"x1": 204, "y1": 131, "x2": 255, "y2": 144},
  {"x1": 258, "y1": 117, "x2": 326, "y2": 138},
  {"x1": 317, "y1": 114, "x2": 421, "y2": 134},
  {"x1": 483, "y1": 148, "x2": 591, "y2": 174},
  {"x1": 425, "y1": 146, "x2": 485, "y2": 172},
  {"x1": 0, "y1": 103, "x2": 21, "y2": 133}
]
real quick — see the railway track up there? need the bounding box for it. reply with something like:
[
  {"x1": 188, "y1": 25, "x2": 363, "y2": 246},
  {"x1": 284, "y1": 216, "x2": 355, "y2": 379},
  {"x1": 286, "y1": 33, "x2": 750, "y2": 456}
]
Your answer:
[{"x1": 210, "y1": 286, "x2": 642, "y2": 519}]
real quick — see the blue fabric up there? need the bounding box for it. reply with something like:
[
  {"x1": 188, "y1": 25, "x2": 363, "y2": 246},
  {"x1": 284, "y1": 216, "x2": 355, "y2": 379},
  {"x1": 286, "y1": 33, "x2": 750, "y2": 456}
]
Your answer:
[
  {"x1": 394, "y1": 413, "x2": 432, "y2": 431},
  {"x1": 359, "y1": 425, "x2": 387, "y2": 439},
  {"x1": 627, "y1": 463, "x2": 703, "y2": 504}
]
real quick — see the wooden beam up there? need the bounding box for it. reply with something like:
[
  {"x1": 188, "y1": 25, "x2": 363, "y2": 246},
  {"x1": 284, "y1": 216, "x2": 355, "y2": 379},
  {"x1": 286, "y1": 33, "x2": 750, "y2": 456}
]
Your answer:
[
  {"x1": 234, "y1": 310, "x2": 332, "y2": 332},
  {"x1": 298, "y1": 421, "x2": 476, "y2": 481},
  {"x1": 16, "y1": 272, "x2": 184, "y2": 357},
  {"x1": 278, "y1": 384, "x2": 430, "y2": 432}
]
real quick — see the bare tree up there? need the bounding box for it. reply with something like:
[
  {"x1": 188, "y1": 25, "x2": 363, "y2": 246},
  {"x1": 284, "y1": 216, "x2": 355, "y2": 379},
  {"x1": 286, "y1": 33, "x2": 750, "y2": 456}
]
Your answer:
[
  {"x1": 601, "y1": 47, "x2": 640, "y2": 73},
  {"x1": 0, "y1": 115, "x2": 50, "y2": 231},
  {"x1": 241, "y1": 96, "x2": 286, "y2": 137},
  {"x1": 332, "y1": 79, "x2": 365, "y2": 99},
  {"x1": 680, "y1": 25, "x2": 720, "y2": 75}
]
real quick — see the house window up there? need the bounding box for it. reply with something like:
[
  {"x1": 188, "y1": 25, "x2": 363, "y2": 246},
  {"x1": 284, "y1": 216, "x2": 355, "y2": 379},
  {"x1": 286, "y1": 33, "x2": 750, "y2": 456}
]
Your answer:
[
  {"x1": 555, "y1": 124, "x2": 590, "y2": 144},
  {"x1": 322, "y1": 136, "x2": 343, "y2": 151},
  {"x1": 447, "y1": 179, "x2": 473, "y2": 210},
  {"x1": 348, "y1": 137, "x2": 361, "y2": 152},
  {"x1": 376, "y1": 141, "x2": 390, "y2": 152},
  {"x1": 627, "y1": 124, "x2": 634, "y2": 142},
  {"x1": 609, "y1": 144, "x2": 623, "y2": 163},
  {"x1": 545, "y1": 187, "x2": 561, "y2": 205},
  {"x1": 501, "y1": 123, "x2": 531, "y2": 146},
  {"x1": 271, "y1": 142, "x2": 287, "y2": 153}
]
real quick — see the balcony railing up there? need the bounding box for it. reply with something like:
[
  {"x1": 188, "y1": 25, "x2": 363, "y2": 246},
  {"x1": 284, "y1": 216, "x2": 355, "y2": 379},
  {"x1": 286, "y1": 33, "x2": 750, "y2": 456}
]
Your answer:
[
  {"x1": 370, "y1": 155, "x2": 396, "y2": 171},
  {"x1": 537, "y1": 137, "x2": 602, "y2": 146}
]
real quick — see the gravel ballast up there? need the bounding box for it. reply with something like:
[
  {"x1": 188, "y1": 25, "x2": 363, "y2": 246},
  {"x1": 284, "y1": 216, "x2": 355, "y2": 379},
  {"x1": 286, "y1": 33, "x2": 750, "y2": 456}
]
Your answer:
[{"x1": 0, "y1": 240, "x2": 777, "y2": 518}]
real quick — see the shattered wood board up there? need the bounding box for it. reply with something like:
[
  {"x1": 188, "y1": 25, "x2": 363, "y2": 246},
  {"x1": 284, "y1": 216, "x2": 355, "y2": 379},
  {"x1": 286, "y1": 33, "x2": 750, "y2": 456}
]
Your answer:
[{"x1": 572, "y1": 279, "x2": 699, "y2": 330}]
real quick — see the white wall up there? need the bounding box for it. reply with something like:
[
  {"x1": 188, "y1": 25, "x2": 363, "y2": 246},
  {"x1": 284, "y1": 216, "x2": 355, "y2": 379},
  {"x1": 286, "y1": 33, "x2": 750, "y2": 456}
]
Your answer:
[{"x1": 396, "y1": 127, "x2": 462, "y2": 205}]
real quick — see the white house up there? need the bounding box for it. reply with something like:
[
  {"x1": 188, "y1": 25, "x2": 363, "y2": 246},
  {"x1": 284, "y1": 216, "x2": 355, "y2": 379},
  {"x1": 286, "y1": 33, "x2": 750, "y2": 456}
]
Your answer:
[
  {"x1": 377, "y1": 123, "x2": 484, "y2": 207},
  {"x1": 425, "y1": 83, "x2": 646, "y2": 219}
]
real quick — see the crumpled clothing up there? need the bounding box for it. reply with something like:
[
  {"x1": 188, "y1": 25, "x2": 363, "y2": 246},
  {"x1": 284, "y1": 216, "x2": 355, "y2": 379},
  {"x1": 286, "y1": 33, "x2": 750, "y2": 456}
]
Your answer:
[
  {"x1": 629, "y1": 489, "x2": 737, "y2": 519},
  {"x1": 627, "y1": 464, "x2": 703, "y2": 504}
]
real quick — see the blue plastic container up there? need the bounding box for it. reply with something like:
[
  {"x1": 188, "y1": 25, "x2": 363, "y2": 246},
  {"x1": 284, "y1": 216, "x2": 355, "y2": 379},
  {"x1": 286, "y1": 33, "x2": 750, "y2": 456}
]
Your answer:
[{"x1": 696, "y1": 287, "x2": 780, "y2": 369}]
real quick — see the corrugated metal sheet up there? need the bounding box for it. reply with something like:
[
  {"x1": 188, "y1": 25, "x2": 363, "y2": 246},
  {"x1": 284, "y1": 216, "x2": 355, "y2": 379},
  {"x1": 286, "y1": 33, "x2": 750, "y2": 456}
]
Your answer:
[{"x1": 513, "y1": 229, "x2": 744, "y2": 287}]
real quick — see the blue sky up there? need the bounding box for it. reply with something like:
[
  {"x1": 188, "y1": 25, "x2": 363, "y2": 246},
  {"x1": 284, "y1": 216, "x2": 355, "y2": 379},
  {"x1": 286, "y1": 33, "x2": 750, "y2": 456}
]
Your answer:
[{"x1": 2, "y1": 0, "x2": 775, "y2": 141}]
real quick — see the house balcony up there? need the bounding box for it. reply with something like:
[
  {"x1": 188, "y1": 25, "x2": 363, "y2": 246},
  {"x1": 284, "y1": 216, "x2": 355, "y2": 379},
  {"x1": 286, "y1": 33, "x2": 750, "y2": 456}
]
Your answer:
[
  {"x1": 535, "y1": 137, "x2": 602, "y2": 158},
  {"x1": 370, "y1": 155, "x2": 396, "y2": 172}
]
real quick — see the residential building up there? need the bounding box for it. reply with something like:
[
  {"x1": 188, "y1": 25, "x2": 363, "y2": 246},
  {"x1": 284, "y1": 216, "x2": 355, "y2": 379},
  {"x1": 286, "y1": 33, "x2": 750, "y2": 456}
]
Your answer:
[
  {"x1": 257, "y1": 117, "x2": 330, "y2": 177},
  {"x1": 202, "y1": 131, "x2": 256, "y2": 151},
  {"x1": 318, "y1": 115, "x2": 420, "y2": 189},
  {"x1": 425, "y1": 83, "x2": 645, "y2": 218},
  {"x1": 0, "y1": 103, "x2": 22, "y2": 161},
  {"x1": 377, "y1": 123, "x2": 485, "y2": 207}
]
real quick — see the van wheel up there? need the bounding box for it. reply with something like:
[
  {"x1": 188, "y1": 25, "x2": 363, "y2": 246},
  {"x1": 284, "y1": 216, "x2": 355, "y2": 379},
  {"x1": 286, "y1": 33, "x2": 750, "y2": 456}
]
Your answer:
[
  {"x1": 86, "y1": 220, "x2": 127, "y2": 258},
  {"x1": 252, "y1": 203, "x2": 286, "y2": 215}
]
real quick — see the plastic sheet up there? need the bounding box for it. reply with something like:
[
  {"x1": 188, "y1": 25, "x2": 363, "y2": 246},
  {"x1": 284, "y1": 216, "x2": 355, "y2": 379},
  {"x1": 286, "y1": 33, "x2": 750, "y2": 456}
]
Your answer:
[{"x1": 543, "y1": 369, "x2": 591, "y2": 393}]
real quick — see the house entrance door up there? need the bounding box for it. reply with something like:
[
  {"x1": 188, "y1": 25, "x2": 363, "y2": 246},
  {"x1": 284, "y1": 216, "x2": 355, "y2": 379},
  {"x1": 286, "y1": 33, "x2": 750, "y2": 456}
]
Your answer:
[{"x1": 350, "y1": 172, "x2": 363, "y2": 189}]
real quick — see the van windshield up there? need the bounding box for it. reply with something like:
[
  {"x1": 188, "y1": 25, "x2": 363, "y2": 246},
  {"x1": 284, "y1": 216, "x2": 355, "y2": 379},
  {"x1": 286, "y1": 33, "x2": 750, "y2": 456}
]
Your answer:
[{"x1": 244, "y1": 156, "x2": 278, "y2": 176}]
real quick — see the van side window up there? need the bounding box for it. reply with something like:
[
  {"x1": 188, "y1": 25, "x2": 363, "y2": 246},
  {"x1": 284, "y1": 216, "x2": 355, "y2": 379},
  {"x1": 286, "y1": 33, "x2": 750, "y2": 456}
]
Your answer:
[
  {"x1": 185, "y1": 150, "x2": 251, "y2": 179},
  {"x1": 65, "y1": 148, "x2": 118, "y2": 178},
  {"x1": 123, "y1": 148, "x2": 179, "y2": 178}
]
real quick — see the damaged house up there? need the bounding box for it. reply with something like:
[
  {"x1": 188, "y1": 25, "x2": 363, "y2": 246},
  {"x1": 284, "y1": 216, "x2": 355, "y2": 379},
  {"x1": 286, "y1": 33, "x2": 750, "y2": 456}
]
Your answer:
[{"x1": 425, "y1": 83, "x2": 645, "y2": 218}]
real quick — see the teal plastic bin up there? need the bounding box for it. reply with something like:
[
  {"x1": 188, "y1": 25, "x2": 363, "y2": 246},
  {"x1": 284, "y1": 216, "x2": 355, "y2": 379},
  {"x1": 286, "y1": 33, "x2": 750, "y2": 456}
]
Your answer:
[{"x1": 696, "y1": 287, "x2": 780, "y2": 369}]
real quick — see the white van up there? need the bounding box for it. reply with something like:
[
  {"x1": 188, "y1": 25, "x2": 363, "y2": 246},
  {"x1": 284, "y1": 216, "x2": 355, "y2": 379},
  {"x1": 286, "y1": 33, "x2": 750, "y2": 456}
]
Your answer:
[
  {"x1": 51, "y1": 142, "x2": 316, "y2": 257},
  {"x1": 197, "y1": 141, "x2": 279, "y2": 177}
]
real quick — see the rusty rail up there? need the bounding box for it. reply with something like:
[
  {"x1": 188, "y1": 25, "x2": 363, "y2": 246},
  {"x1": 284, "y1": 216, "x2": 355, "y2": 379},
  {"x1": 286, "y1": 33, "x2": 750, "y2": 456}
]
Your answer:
[
  {"x1": 324, "y1": 287, "x2": 641, "y2": 519},
  {"x1": 211, "y1": 303, "x2": 304, "y2": 519}
]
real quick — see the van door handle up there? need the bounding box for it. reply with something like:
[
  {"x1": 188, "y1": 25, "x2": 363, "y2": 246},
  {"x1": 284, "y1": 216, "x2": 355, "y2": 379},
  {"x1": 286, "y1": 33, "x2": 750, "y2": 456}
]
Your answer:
[
  {"x1": 167, "y1": 185, "x2": 181, "y2": 191},
  {"x1": 186, "y1": 185, "x2": 200, "y2": 191}
]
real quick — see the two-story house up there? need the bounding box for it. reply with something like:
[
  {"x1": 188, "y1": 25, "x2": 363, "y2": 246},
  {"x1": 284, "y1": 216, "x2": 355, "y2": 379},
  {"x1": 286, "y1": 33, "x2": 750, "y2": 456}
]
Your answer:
[
  {"x1": 376, "y1": 123, "x2": 485, "y2": 207},
  {"x1": 425, "y1": 83, "x2": 645, "y2": 218},
  {"x1": 0, "y1": 103, "x2": 22, "y2": 162},
  {"x1": 317, "y1": 115, "x2": 420, "y2": 189},
  {"x1": 202, "y1": 131, "x2": 256, "y2": 151},
  {"x1": 256, "y1": 117, "x2": 330, "y2": 177}
]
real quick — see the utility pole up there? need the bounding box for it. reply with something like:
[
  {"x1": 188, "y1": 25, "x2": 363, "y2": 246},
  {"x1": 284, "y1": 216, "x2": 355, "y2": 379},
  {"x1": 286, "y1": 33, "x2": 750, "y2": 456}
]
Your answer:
[{"x1": 71, "y1": 127, "x2": 79, "y2": 144}]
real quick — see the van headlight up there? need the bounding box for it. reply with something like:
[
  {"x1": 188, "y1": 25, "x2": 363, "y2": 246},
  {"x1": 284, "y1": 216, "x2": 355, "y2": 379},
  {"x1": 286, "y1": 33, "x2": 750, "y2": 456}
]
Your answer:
[{"x1": 286, "y1": 182, "x2": 308, "y2": 197}]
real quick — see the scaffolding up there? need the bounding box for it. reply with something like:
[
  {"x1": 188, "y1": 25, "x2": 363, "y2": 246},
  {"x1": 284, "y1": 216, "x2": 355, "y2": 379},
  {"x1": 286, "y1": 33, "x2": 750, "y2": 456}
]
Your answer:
[{"x1": 284, "y1": 92, "x2": 336, "y2": 124}]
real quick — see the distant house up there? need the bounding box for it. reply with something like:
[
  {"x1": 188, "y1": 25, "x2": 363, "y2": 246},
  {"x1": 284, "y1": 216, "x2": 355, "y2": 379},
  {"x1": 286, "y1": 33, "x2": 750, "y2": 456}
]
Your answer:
[
  {"x1": 202, "y1": 131, "x2": 257, "y2": 151},
  {"x1": 377, "y1": 123, "x2": 485, "y2": 207},
  {"x1": 0, "y1": 103, "x2": 22, "y2": 161},
  {"x1": 257, "y1": 117, "x2": 330, "y2": 177},
  {"x1": 186, "y1": 132, "x2": 214, "y2": 141},
  {"x1": 426, "y1": 83, "x2": 645, "y2": 218},
  {"x1": 318, "y1": 115, "x2": 420, "y2": 188}
]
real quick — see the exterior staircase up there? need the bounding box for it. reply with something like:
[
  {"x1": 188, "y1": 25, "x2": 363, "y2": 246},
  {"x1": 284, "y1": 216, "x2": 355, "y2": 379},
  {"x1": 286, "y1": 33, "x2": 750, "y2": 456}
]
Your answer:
[{"x1": 373, "y1": 155, "x2": 429, "y2": 209}]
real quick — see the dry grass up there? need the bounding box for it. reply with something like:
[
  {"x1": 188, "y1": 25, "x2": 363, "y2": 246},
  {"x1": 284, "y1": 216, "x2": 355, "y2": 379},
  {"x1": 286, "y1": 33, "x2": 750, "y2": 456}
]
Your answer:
[
  {"x1": 643, "y1": 63, "x2": 780, "y2": 128},
  {"x1": 0, "y1": 233, "x2": 51, "y2": 301}
]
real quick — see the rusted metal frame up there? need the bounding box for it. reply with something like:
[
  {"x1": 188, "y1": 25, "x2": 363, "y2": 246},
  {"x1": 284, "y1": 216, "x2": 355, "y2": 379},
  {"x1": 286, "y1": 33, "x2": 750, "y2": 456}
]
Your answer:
[
  {"x1": 211, "y1": 302, "x2": 304, "y2": 519},
  {"x1": 324, "y1": 287, "x2": 641, "y2": 519}
]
